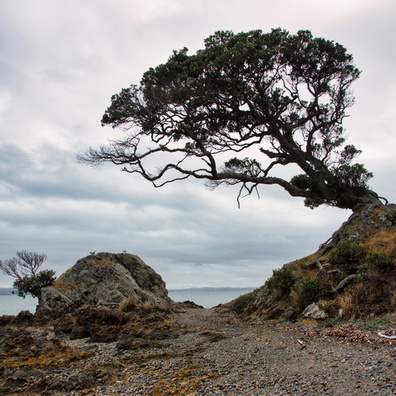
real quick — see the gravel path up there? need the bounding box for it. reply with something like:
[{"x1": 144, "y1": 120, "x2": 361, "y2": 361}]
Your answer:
[{"x1": 90, "y1": 308, "x2": 396, "y2": 395}]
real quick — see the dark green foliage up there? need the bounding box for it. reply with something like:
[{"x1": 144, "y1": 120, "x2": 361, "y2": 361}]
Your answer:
[
  {"x1": 292, "y1": 277, "x2": 325, "y2": 307},
  {"x1": 79, "y1": 28, "x2": 382, "y2": 211},
  {"x1": 329, "y1": 240, "x2": 367, "y2": 274},
  {"x1": 367, "y1": 252, "x2": 395, "y2": 272},
  {"x1": 231, "y1": 291, "x2": 256, "y2": 314},
  {"x1": 265, "y1": 267, "x2": 297, "y2": 297},
  {"x1": 13, "y1": 269, "x2": 56, "y2": 299}
]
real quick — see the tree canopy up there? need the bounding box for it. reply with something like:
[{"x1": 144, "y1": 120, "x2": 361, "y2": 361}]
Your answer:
[{"x1": 79, "y1": 28, "x2": 382, "y2": 210}]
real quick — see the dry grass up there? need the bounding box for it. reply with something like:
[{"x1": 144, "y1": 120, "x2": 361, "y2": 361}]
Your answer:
[
  {"x1": 335, "y1": 280, "x2": 394, "y2": 319},
  {"x1": 364, "y1": 227, "x2": 396, "y2": 256},
  {"x1": 336, "y1": 291, "x2": 356, "y2": 318},
  {"x1": 119, "y1": 296, "x2": 138, "y2": 312},
  {"x1": 142, "y1": 300, "x2": 156, "y2": 312},
  {"x1": 51, "y1": 278, "x2": 77, "y2": 293},
  {"x1": 1, "y1": 339, "x2": 89, "y2": 369}
]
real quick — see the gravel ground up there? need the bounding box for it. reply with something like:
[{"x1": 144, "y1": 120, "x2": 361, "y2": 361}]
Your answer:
[
  {"x1": 2, "y1": 308, "x2": 396, "y2": 395},
  {"x1": 90, "y1": 308, "x2": 396, "y2": 395}
]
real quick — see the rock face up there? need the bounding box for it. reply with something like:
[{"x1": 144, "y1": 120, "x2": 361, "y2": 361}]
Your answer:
[{"x1": 37, "y1": 252, "x2": 171, "y2": 317}]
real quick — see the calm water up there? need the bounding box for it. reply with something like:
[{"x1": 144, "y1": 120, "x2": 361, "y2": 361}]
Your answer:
[
  {"x1": 0, "y1": 287, "x2": 254, "y2": 315},
  {"x1": 0, "y1": 289, "x2": 39, "y2": 316},
  {"x1": 169, "y1": 288, "x2": 254, "y2": 308}
]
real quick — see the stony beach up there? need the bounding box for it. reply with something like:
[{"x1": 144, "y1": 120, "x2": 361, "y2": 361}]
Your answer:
[{"x1": 2, "y1": 306, "x2": 396, "y2": 395}]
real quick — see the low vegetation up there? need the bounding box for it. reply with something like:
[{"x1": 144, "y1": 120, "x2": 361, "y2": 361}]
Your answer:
[
  {"x1": 292, "y1": 277, "x2": 328, "y2": 308},
  {"x1": 231, "y1": 204, "x2": 396, "y2": 322},
  {"x1": 265, "y1": 267, "x2": 297, "y2": 298}
]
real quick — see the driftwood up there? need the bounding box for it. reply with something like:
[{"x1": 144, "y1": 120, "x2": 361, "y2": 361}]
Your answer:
[
  {"x1": 297, "y1": 339, "x2": 306, "y2": 349},
  {"x1": 304, "y1": 221, "x2": 349, "y2": 268},
  {"x1": 327, "y1": 269, "x2": 342, "y2": 275},
  {"x1": 334, "y1": 274, "x2": 358, "y2": 293},
  {"x1": 334, "y1": 274, "x2": 392, "y2": 294},
  {"x1": 306, "y1": 259, "x2": 323, "y2": 270},
  {"x1": 377, "y1": 332, "x2": 396, "y2": 340}
]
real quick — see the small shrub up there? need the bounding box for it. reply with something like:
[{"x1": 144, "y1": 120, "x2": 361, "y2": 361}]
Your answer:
[
  {"x1": 292, "y1": 277, "x2": 324, "y2": 307},
  {"x1": 329, "y1": 240, "x2": 367, "y2": 274},
  {"x1": 232, "y1": 292, "x2": 256, "y2": 315},
  {"x1": 13, "y1": 269, "x2": 56, "y2": 299},
  {"x1": 367, "y1": 252, "x2": 395, "y2": 272},
  {"x1": 265, "y1": 267, "x2": 297, "y2": 298}
]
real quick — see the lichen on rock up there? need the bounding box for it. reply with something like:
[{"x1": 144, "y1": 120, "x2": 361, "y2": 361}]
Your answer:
[{"x1": 37, "y1": 252, "x2": 171, "y2": 317}]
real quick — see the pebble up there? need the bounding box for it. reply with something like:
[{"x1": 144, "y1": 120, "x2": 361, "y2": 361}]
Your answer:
[{"x1": 2, "y1": 308, "x2": 396, "y2": 395}]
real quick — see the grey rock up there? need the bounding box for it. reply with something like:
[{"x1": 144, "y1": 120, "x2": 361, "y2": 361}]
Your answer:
[
  {"x1": 37, "y1": 252, "x2": 171, "y2": 317},
  {"x1": 302, "y1": 303, "x2": 328, "y2": 320}
]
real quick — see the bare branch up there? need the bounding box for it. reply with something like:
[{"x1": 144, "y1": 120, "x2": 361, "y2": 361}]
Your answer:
[
  {"x1": 0, "y1": 251, "x2": 47, "y2": 281},
  {"x1": 16, "y1": 250, "x2": 47, "y2": 276},
  {"x1": 0, "y1": 258, "x2": 24, "y2": 280}
]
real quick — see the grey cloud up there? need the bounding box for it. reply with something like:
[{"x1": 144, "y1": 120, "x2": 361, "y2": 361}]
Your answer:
[{"x1": 0, "y1": 0, "x2": 395, "y2": 289}]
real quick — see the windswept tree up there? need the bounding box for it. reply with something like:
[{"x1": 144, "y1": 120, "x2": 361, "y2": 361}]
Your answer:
[
  {"x1": 0, "y1": 250, "x2": 56, "y2": 299},
  {"x1": 79, "y1": 28, "x2": 383, "y2": 210}
]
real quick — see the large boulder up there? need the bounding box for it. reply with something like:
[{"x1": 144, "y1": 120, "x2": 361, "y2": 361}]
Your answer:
[{"x1": 37, "y1": 252, "x2": 171, "y2": 317}]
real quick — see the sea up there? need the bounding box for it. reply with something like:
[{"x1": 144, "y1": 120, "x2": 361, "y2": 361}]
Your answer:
[{"x1": 0, "y1": 287, "x2": 255, "y2": 315}]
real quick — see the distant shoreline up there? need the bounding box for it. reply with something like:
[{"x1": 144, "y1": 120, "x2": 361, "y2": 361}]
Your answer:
[
  {"x1": 0, "y1": 287, "x2": 256, "y2": 312},
  {"x1": 169, "y1": 287, "x2": 255, "y2": 292}
]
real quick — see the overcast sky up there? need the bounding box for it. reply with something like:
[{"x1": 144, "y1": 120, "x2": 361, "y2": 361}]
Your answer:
[{"x1": 0, "y1": 0, "x2": 395, "y2": 289}]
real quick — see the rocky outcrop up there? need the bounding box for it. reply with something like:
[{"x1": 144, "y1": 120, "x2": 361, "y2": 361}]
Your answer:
[
  {"x1": 37, "y1": 252, "x2": 171, "y2": 318},
  {"x1": 233, "y1": 203, "x2": 396, "y2": 321}
]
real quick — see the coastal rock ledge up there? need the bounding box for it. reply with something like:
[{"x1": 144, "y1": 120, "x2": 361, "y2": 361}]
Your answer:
[{"x1": 36, "y1": 252, "x2": 171, "y2": 317}]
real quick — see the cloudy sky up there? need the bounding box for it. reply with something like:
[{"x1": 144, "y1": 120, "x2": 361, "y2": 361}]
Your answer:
[{"x1": 0, "y1": 0, "x2": 395, "y2": 289}]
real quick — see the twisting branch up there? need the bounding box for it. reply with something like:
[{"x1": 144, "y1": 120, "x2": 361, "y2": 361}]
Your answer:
[
  {"x1": 79, "y1": 28, "x2": 384, "y2": 211},
  {"x1": 0, "y1": 250, "x2": 47, "y2": 280}
]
